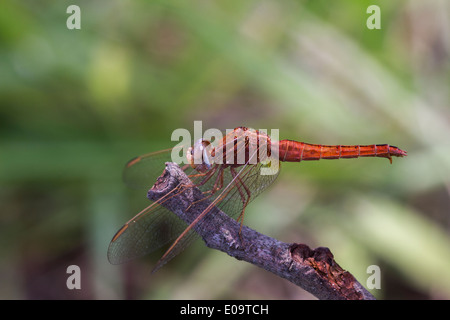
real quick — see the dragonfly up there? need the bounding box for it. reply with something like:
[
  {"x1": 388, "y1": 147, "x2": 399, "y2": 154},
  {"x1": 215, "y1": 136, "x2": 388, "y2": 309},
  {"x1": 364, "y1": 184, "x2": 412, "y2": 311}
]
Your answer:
[{"x1": 108, "y1": 127, "x2": 407, "y2": 272}]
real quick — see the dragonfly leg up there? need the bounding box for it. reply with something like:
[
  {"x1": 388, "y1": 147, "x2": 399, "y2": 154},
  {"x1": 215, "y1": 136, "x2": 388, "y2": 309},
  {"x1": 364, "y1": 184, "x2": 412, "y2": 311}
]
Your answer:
[
  {"x1": 211, "y1": 166, "x2": 224, "y2": 193},
  {"x1": 229, "y1": 167, "x2": 251, "y2": 239},
  {"x1": 186, "y1": 166, "x2": 224, "y2": 211},
  {"x1": 187, "y1": 171, "x2": 210, "y2": 181},
  {"x1": 199, "y1": 165, "x2": 224, "y2": 194},
  {"x1": 176, "y1": 170, "x2": 211, "y2": 194},
  {"x1": 185, "y1": 164, "x2": 218, "y2": 191},
  {"x1": 197, "y1": 165, "x2": 222, "y2": 186}
]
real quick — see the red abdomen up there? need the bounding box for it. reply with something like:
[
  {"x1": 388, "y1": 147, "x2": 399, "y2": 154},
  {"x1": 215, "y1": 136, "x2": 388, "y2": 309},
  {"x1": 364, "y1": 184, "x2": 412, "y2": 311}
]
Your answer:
[{"x1": 278, "y1": 140, "x2": 407, "y2": 163}]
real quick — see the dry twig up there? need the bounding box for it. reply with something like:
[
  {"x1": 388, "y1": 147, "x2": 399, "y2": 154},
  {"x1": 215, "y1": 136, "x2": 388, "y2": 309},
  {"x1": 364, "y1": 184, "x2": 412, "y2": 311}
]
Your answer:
[{"x1": 147, "y1": 162, "x2": 375, "y2": 300}]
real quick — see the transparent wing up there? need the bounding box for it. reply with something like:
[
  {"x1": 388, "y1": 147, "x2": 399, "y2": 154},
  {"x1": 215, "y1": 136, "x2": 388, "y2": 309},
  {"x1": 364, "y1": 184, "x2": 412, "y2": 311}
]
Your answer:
[
  {"x1": 110, "y1": 137, "x2": 281, "y2": 269},
  {"x1": 218, "y1": 161, "x2": 280, "y2": 218},
  {"x1": 152, "y1": 155, "x2": 281, "y2": 271},
  {"x1": 109, "y1": 145, "x2": 194, "y2": 264},
  {"x1": 107, "y1": 201, "x2": 193, "y2": 265},
  {"x1": 123, "y1": 145, "x2": 188, "y2": 191}
]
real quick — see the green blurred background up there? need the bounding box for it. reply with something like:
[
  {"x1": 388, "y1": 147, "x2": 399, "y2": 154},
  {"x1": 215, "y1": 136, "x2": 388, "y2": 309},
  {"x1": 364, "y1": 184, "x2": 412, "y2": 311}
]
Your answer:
[{"x1": 1, "y1": 0, "x2": 450, "y2": 300}]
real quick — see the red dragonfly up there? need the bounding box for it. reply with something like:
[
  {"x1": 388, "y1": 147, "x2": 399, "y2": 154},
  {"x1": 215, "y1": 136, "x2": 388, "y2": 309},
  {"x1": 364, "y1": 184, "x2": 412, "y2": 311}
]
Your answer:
[{"x1": 108, "y1": 127, "x2": 406, "y2": 272}]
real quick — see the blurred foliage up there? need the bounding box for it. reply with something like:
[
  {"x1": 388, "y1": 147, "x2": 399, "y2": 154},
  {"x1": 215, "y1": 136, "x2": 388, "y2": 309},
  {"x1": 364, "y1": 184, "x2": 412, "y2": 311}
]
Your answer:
[{"x1": 1, "y1": 0, "x2": 450, "y2": 299}]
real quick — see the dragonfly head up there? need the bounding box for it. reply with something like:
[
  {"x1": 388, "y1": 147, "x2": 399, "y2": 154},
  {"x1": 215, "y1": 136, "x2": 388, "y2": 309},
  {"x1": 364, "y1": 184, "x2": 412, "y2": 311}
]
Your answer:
[{"x1": 187, "y1": 139, "x2": 213, "y2": 172}]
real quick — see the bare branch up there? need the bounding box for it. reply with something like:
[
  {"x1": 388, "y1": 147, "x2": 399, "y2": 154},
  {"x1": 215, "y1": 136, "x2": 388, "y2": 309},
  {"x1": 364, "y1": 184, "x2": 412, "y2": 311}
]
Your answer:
[{"x1": 147, "y1": 162, "x2": 376, "y2": 300}]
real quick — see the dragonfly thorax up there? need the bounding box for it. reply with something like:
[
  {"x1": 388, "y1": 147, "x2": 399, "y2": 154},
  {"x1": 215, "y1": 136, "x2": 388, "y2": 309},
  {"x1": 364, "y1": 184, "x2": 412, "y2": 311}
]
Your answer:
[{"x1": 186, "y1": 139, "x2": 214, "y2": 173}]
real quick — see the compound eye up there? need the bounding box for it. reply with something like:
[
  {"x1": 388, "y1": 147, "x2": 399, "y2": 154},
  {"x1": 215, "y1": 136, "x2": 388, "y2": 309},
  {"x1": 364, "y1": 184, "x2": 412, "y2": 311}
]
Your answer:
[
  {"x1": 201, "y1": 140, "x2": 211, "y2": 149},
  {"x1": 191, "y1": 139, "x2": 212, "y2": 168},
  {"x1": 186, "y1": 146, "x2": 194, "y2": 166}
]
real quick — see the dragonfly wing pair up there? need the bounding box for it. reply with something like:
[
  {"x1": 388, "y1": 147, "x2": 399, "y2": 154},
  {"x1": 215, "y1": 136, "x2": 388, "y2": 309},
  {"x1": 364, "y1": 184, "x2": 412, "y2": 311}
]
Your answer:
[{"x1": 108, "y1": 146, "x2": 281, "y2": 270}]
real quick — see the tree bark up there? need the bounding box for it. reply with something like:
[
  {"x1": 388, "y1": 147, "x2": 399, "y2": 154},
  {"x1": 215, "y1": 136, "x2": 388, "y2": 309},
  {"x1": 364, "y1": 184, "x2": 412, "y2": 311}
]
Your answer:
[{"x1": 147, "y1": 162, "x2": 376, "y2": 300}]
